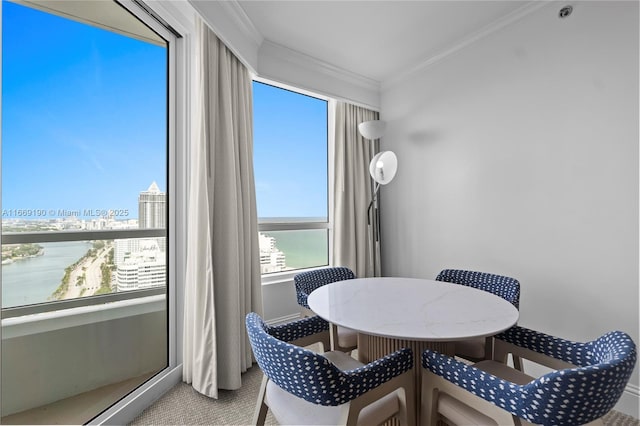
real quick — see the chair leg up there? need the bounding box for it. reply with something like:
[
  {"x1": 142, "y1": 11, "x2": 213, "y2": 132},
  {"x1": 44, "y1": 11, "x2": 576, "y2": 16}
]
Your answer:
[
  {"x1": 252, "y1": 373, "x2": 269, "y2": 426},
  {"x1": 397, "y1": 370, "x2": 415, "y2": 426},
  {"x1": 421, "y1": 369, "x2": 440, "y2": 426},
  {"x1": 512, "y1": 354, "x2": 523, "y2": 372},
  {"x1": 330, "y1": 323, "x2": 339, "y2": 351},
  {"x1": 337, "y1": 402, "x2": 358, "y2": 426},
  {"x1": 396, "y1": 390, "x2": 408, "y2": 426},
  {"x1": 484, "y1": 336, "x2": 494, "y2": 361}
]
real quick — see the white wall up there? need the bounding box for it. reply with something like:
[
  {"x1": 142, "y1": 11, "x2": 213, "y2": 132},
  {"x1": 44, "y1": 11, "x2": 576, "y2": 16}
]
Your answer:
[
  {"x1": 261, "y1": 278, "x2": 302, "y2": 324},
  {"x1": 380, "y1": 1, "x2": 639, "y2": 415}
]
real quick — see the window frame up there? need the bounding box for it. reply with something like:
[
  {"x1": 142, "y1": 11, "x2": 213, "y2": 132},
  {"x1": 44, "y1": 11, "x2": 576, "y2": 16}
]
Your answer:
[
  {"x1": 0, "y1": 0, "x2": 186, "y2": 422},
  {"x1": 253, "y1": 77, "x2": 335, "y2": 281},
  {"x1": 0, "y1": 0, "x2": 175, "y2": 319}
]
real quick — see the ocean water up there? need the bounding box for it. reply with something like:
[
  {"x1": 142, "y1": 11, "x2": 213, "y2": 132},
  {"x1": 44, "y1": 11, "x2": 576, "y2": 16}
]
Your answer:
[
  {"x1": 2, "y1": 241, "x2": 91, "y2": 308},
  {"x1": 262, "y1": 229, "x2": 328, "y2": 270},
  {"x1": 3, "y1": 228, "x2": 327, "y2": 307}
]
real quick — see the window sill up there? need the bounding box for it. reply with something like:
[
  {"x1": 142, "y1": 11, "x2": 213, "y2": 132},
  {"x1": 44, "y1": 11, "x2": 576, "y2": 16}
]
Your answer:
[
  {"x1": 1, "y1": 295, "x2": 166, "y2": 339},
  {"x1": 260, "y1": 266, "x2": 331, "y2": 286}
]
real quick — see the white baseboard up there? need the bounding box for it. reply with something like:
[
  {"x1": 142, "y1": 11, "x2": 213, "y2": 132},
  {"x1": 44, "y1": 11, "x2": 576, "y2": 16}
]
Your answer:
[
  {"x1": 91, "y1": 364, "x2": 183, "y2": 425},
  {"x1": 265, "y1": 313, "x2": 301, "y2": 326},
  {"x1": 615, "y1": 383, "x2": 640, "y2": 419}
]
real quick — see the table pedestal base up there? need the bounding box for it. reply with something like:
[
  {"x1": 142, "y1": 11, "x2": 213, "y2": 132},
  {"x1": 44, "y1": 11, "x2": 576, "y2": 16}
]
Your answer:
[{"x1": 357, "y1": 334, "x2": 455, "y2": 426}]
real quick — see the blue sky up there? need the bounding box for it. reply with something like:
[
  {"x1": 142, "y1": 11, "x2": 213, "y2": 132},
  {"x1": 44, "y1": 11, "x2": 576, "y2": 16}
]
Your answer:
[
  {"x1": 2, "y1": 1, "x2": 166, "y2": 220},
  {"x1": 2, "y1": 1, "x2": 327, "y2": 222},
  {"x1": 253, "y1": 81, "x2": 328, "y2": 219}
]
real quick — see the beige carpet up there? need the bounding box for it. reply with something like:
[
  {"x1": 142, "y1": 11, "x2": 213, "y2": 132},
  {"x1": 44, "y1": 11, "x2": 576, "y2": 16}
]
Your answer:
[
  {"x1": 130, "y1": 366, "x2": 275, "y2": 426},
  {"x1": 130, "y1": 365, "x2": 639, "y2": 426}
]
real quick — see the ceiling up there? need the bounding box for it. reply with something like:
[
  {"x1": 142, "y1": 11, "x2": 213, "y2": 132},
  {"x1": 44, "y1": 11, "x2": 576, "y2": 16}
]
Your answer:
[
  {"x1": 16, "y1": 0, "x2": 165, "y2": 46},
  {"x1": 236, "y1": 1, "x2": 537, "y2": 84}
]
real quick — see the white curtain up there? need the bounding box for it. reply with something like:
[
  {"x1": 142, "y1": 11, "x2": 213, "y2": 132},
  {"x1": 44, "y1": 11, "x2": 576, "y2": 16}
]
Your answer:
[
  {"x1": 183, "y1": 19, "x2": 262, "y2": 399},
  {"x1": 333, "y1": 102, "x2": 380, "y2": 278}
]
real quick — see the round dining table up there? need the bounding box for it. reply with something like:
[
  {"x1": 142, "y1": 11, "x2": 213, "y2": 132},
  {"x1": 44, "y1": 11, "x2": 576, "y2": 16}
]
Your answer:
[{"x1": 307, "y1": 276, "x2": 519, "y2": 424}]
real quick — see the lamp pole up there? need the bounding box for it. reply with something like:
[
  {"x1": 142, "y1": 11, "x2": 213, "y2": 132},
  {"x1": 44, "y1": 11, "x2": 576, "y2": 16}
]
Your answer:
[{"x1": 358, "y1": 120, "x2": 397, "y2": 278}]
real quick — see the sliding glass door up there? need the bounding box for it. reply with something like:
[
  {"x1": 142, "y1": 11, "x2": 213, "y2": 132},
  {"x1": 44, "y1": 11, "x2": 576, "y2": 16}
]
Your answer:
[{"x1": 1, "y1": 0, "x2": 173, "y2": 422}]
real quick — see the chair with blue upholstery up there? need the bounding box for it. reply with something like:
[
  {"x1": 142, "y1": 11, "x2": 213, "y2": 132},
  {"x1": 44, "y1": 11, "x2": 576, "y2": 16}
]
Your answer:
[
  {"x1": 295, "y1": 266, "x2": 358, "y2": 352},
  {"x1": 436, "y1": 269, "x2": 521, "y2": 362},
  {"x1": 421, "y1": 325, "x2": 637, "y2": 426},
  {"x1": 246, "y1": 312, "x2": 415, "y2": 426}
]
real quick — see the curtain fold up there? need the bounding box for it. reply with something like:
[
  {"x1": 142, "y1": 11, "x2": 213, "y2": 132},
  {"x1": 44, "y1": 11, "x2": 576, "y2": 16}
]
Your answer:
[
  {"x1": 183, "y1": 18, "x2": 262, "y2": 399},
  {"x1": 333, "y1": 102, "x2": 380, "y2": 278}
]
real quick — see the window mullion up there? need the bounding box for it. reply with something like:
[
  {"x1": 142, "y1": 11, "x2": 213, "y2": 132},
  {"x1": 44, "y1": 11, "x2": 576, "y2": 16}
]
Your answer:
[
  {"x1": 257, "y1": 222, "x2": 329, "y2": 232},
  {"x1": 1, "y1": 287, "x2": 165, "y2": 319},
  {"x1": 2, "y1": 229, "x2": 166, "y2": 245}
]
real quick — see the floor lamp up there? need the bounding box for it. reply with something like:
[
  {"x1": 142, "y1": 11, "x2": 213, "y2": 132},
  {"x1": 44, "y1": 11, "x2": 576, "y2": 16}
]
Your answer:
[{"x1": 358, "y1": 120, "x2": 398, "y2": 277}]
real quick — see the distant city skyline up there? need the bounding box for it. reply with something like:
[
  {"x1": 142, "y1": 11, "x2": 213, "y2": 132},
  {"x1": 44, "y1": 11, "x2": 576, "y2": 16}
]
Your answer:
[{"x1": 1, "y1": 1, "x2": 167, "y2": 220}]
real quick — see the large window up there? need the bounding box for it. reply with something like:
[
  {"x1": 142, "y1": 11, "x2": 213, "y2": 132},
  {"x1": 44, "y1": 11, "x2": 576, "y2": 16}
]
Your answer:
[
  {"x1": 253, "y1": 81, "x2": 330, "y2": 274},
  {"x1": 1, "y1": 1, "x2": 172, "y2": 423},
  {"x1": 1, "y1": 0, "x2": 168, "y2": 313}
]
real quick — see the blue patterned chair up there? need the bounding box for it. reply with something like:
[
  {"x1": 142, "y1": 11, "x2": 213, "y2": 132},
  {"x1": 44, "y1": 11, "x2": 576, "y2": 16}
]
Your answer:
[
  {"x1": 421, "y1": 325, "x2": 637, "y2": 426},
  {"x1": 246, "y1": 312, "x2": 415, "y2": 425},
  {"x1": 295, "y1": 266, "x2": 358, "y2": 352},
  {"x1": 436, "y1": 269, "x2": 521, "y2": 362}
]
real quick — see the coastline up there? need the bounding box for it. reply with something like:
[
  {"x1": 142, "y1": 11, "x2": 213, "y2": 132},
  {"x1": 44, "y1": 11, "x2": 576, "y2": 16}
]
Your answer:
[
  {"x1": 2, "y1": 244, "x2": 44, "y2": 265},
  {"x1": 50, "y1": 241, "x2": 114, "y2": 301}
]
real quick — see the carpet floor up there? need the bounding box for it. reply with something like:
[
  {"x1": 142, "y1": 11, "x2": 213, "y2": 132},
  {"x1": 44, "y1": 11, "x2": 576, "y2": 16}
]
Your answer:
[{"x1": 130, "y1": 365, "x2": 639, "y2": 426}]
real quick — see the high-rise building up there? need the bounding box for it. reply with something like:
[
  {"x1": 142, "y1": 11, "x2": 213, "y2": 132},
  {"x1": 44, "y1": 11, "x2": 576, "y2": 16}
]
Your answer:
[
  {"x1": 258, "y1": 233, "x2": 287, "y2": 274},
  {"x1": 114, "y1": 183, "x2": 167, "y2": 291},
  {"x1": 138, "y1": 181, "x2": 165, "y2": 229},
  {"x1": 116, "y1": 239, "x2": 166, "y2": 292}
]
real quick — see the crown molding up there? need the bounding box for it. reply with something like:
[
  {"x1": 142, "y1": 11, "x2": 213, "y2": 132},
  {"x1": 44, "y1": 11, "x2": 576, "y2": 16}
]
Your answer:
[
  {"x1": 260, "y1": 40, "x2": 380, "y2": 93},
  {"x1": 190, "y1": 0, "x2": 262, "y2": 72},
  {"x1": 382, "y1": 0, "x2": 550, "y2": 91},
  {"x1": 218, "y1": 0, "x2": 263, "y2": 47}
]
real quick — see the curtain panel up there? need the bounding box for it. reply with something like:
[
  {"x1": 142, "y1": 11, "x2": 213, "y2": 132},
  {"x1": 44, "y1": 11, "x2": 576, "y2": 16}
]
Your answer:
[
  {"x1": 333, "y1": 102, "x2": 380, "y2": 278},
  {"x1": 183, "y1": 19, "x2": 262, "y2": 399}
]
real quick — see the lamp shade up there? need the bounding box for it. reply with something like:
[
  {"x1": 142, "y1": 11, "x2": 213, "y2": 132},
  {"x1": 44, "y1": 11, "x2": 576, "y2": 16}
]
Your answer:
[
  {"x1": 358, "y1": 120, "x2": 386, "y2": 140},
  {"x1": 369, "y1": 151, "x2": 398, "y2": 185}
]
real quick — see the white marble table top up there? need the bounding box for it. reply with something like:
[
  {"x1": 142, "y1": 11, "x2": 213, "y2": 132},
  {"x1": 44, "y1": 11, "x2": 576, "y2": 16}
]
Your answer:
[{"x1": 307, "y1": 277, "x2": 519, "y2": 341}]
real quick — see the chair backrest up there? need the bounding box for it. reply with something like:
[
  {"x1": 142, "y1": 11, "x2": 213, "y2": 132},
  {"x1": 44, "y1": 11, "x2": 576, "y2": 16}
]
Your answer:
[
  {"x1": 436, "y1": 269, "x2": 520, "y2": 309},
  {"x1": 521, "y1": 330, "x2": 637, "y2": 425},
  {"x1": 246, "y1": 312, "x2": 370, "y2": 406},
  {"x1": 294, "y1": 266, "x2": 355, "y2": 309}
]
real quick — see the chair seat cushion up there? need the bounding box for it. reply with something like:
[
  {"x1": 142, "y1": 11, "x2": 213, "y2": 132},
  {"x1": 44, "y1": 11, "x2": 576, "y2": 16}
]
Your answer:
[
  {"x1": 265, "y1": 350, "x2": 400, "y2": 425},
  {"x1": 337, "y1": 325, "x2": 358, "y2": 349},
  {"x1": 438, "y1": 360, "x2": 535, "y2": 425},
  {"x1": 473, "y1": 360, "x2": 534, "y2": 385},
  {"x1": 439, "y1": 392, "x2": 499, "y2": 426}
]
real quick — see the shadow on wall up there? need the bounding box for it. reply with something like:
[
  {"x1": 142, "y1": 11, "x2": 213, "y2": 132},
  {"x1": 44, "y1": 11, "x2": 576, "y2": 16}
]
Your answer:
[{"x1": 406, "y1": 129, "x2": 442, "y2": 146}]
